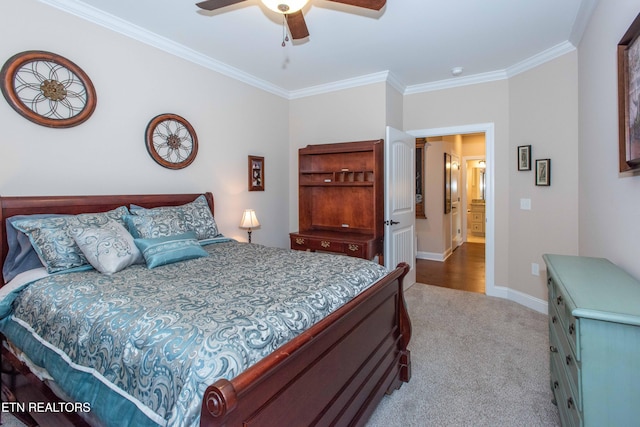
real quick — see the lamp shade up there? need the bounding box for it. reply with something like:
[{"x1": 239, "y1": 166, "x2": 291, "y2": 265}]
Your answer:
[
  {"x1": 240, "y1": 209, "x2": 260, "y2": 229},
  {"x1": 260, "y1": 0, "x2": 309, "y2": 14}
]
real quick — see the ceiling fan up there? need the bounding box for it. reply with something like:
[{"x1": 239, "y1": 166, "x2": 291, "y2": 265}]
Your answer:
[{"x1": 195, "y1": 0, "x2": 386, "y2": 40}]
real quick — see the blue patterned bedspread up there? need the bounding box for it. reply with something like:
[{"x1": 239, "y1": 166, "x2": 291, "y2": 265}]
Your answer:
[{"x1": 0, "y1": 241, "x2": 388, "y2": 427}]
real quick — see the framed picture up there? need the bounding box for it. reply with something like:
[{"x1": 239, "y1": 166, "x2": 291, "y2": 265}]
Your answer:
[
  {"x1": 617, "y1": 13, "x2": 640, "y2": 172},
  {"x1": 535, "y1": 159, "x2": 551, "y2": 186},
  {"x1": 444, "y1": 153, "x2": 452, "y2": 214},
  {"x1": 517, "y1": 145, "x2": 531, "y2": 171},
  {"x1": 248, "y1": 155, "x2": 264, "y2": 191}
]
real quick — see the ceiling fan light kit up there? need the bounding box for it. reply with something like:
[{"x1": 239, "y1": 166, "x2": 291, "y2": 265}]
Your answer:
[{"x1": 261, "y1": 0, "x2": 309, "y2": 14}]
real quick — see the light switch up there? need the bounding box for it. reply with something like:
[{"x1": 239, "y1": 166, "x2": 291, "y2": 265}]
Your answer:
[{"x1": 520, "y1": 198, "x2": 531, "y2": 210}]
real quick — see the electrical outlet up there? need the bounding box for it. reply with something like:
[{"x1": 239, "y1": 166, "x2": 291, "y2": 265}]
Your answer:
[
  {"x1": 520, "y1": 198, "x2": 531, "y2": 210},
  {"x1": 531, "y1": 263, "x2": 540, "y2": 276}
]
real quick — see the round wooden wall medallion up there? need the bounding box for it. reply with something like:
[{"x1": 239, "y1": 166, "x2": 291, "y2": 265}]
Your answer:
[
  {"x1": 145, "y1": 113, "x2": 198, "y2": 169},
  {"x1": 0, "y1": 50, "x2": 97, "y2": 128}
]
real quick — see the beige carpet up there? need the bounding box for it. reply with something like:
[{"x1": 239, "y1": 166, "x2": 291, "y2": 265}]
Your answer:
[{"x1": 367, "y1": 283, "x2": 560, "y2": 426}]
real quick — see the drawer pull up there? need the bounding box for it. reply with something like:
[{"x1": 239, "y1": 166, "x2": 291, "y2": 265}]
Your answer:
[
  {"x1": 295, "y1": 238, "x2": 305, "y2": 245},
  {"x1": 568, "y1": 323, "x2": 575, "y2": 335},
  {"x1": 551, "y1": 315, "x2": 558, "y2": 324},
  {"x1": 567, "y1": 397, "x2": 574, "y2": 410},
  {"x1": 556, "y1": 295, "x2": 563, "y2": 306},
  {"x1": 348, "y1": 244, "x2": 360, "y2": 252},
  {"x1": 553, "y1": 380, "x2": 559, "y2": 390},
  {"x1": 321, "y1": 240, "x2": 331, "y2": 248},
  {"x1": 566, "y1": 355, "x2": 573, "y2": 366},
  {"x1": 550, "y1": 345, "x2": 558, "y2": 353}
]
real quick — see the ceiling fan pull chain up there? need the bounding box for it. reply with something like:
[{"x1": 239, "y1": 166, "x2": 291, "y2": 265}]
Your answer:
[{"x1": 282, "y1": 16, "x2": 289, "y2": 47}]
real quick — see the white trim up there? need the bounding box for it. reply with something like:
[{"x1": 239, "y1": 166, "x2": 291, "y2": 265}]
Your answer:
[
  {"x1": 38, "y1": 0, "x2": 289, "y2": 99},
  {"x1": 490, "y1": 286, "x2": 549, "y2": 314},
  {"x1": 416, "y1": 251, "x2": 448, "y2": 262},
  {"x1": 41, "y1": 0, "x2": 582, "y2": 100},
  {"x1": 288, "y1": 71, "x2": 390, "y2": 99},
  {"x1": 408, "y1": 123, "x2": 496, "y2": 301}
]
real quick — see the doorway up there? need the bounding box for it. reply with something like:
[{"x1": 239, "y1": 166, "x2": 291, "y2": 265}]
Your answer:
[{"x1": 408, "y1": 123, "x2": 494, "y2": 296}]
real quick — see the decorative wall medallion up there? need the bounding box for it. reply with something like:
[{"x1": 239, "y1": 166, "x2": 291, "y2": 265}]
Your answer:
[
  {"x1": 145, "y1": 113, "x2": 198, "y2": 169},
  {"x1": 0, "y1": 51, "x2": 97, "y2": 128}
]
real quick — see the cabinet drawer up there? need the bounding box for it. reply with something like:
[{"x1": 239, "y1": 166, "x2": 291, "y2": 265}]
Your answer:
[
  {"x1": 471, "y1": 213, "x2": 484, "y2": 222},
  {"x1": 343, "y1": 242, "x2": 365, "y2": 257},
  {"x1": 471, "y1": 223, "x2": 483, "y2": 232},
  {"x1": 307, "y1": 238, "x2": 344, "y2": 252},
  {"x1": 550, "y1": 352, "x2": 583, "y2": 427},
  {"x1": 549, "y1": 307, "x2": 581, "y2": 411},
  {"x1": 549, "y1": 278, "x2": 579, "y2": 360}
]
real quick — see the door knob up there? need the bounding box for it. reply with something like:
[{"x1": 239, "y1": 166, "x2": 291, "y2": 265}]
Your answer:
[{"x1": 384, "y1": 220, "x2": 400, "y2": 225}]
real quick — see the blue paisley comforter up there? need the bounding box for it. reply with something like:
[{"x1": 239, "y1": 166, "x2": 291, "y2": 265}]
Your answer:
[{"x1": 0, "y1": 241, "x2": 388, "y2": 427}]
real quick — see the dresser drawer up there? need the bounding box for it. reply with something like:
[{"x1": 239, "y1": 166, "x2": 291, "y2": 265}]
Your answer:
[
  {"x1": 308, "y1": 238, "x2": 344, "y2": 252},
  {"x1": 290, "y1": 233, "x2": 373, "y2": 260},
  {"x1": 549, "y1": 309, "x2": 581, "y2": 411},
  {"x1": 550, "y1": 352, "x2": 583, "y2": 427},
  {"x1": 549, "y1": 277, "x2": 580, "y2": 361}
]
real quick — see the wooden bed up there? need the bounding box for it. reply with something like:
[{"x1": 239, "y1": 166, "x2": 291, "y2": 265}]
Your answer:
[{"x1": 0, "y1": 192, "x2": 411, "y2": 427}]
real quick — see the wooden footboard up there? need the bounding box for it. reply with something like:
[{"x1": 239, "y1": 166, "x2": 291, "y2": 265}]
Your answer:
[{"x1": 200, "y1": 262, "x2": 411, "y2": 427}]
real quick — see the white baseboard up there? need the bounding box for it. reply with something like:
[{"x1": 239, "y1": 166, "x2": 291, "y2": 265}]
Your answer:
[
  {"x1": 416, "y1": 251, "x2": 450, "y2": 262},
  {"x1": 487, "y1": 285, "x2": 548, "y2": 314}
]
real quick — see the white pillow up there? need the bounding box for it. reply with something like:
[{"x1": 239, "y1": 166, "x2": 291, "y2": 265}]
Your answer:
[{"x1": 72, "y1": 220, "x2": 142, "y2": 275}]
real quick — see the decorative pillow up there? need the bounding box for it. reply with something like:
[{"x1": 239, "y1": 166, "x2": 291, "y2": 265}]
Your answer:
[
  {"x1": 72, "y1": 220, "x2": 142, "y2": 275},
  {"x1": 124, "y1": 213, "x2": 187, "y2": 239},
  {"x1": 3, "y1": 214, "x2": 67, "y2": 283},
  {"x1": 11, "y1": 206, "x2": 130, "y2": 273},
  {"x1": 130, "y1": 195, "x2": 219, "y2": 240},
  {"x1": 134, "y1": 231, "x2": 208, "y2": 269}
]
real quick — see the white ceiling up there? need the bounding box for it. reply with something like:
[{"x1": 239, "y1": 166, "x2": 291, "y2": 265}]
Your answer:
[{"x1": 43, "y1": 0, "x2": 597, "y2": 98}]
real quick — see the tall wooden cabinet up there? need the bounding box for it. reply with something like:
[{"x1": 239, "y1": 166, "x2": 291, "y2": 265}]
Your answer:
[
  {"x1": 290, "y1": 140, "x2": 384, "y2": 263},
  {"x1": 543, "y1": 254, "x2": 640, "y2": 426}
]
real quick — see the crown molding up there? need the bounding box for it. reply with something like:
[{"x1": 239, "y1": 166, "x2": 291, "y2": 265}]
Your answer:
[
  {"x1": 38, "y1": 0, "x2": 290, "y2": 99},
  {"x1": 288, "y1": 71, "x2": 391, "y2": 99},
  {"x1": 505, "y1": 41, "x2": 576, "y2": 78},
  {"x1": 39, "y1": 0, "x2": 580, "y2": 100}
]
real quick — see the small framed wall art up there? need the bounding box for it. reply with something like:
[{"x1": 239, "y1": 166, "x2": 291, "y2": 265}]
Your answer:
[
  {"x1": 517, "y1": 145, "x2": 531, "y2": 171},
  {"x1": 535, "y1": 159, "x2": 551, "y2": 186},
  {"x1": 618, "y1": 12, "x2": 640, "y2": 172},
  {"x1": 248, "y1": 155, "x2": 265, "y2": 191}
]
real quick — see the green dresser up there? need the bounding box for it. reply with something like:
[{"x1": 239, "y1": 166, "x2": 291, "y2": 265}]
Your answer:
[{"x1": 543, "y1": 254, "x2": 640, "y2": 427}]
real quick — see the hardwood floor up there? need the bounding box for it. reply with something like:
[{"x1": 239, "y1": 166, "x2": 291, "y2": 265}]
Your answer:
[{"x1": 416, "y1": 242, "x2": 485, "y2": 293}]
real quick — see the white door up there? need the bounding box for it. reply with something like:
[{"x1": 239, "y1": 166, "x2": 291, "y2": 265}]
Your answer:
[
  {"x1": 384, "y1": 126, "x2": 416, "y2": 287},
  {"x1": 451, "y1": 153, "x2": 462, "y2": 249}
]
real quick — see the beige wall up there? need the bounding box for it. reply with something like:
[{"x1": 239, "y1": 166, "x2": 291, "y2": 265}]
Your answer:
[
  {"x1": 508, "y1": 52, "x2": 579, "y2": 298},
  {"x1": 578, "y1": 1, "x2": 640, "y2": 278},
  {"x1": 288, "y1": 83, "x2": 387, "y2": 231},
  {"x1": 0, "y1": 0, "x2": 291, "y2": 248},
  {"x1": 404, "y1": 53, "x2": 579, "y2": 301},
  {"x1": 404, "y1": 80, "x2": 512, "y2": 291}
]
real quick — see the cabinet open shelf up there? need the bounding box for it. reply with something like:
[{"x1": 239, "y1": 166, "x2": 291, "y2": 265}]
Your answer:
[{"x1": 291, "y1": 140, "x2": 383, "y2": 263}]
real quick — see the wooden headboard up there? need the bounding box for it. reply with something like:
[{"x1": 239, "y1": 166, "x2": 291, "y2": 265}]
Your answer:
[{"x1": 0, "y1": 192, "x2": 214, "y2": 285}]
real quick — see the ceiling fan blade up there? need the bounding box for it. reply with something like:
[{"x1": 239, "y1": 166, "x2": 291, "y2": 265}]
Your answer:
[
  {"x1": 327, "y1": 0, "x2": 386, "y2": 10},
  {"x1": 286, "y1": 11, "x2": 310, "y2": 40},
  {"x1": 196, "y1": 0, "x2": 247, "y2": 11}
]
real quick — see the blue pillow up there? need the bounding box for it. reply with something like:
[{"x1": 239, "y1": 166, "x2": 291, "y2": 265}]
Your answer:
[
  {"x1": 134, "y1": 231, "x2": 208, "y2": 269},
  {"x1": 12, "y1": 207, "x2": 130, "y2": 274},
  {"x1": 3, "y1": 214, "x2": 67, "y2": 283}
]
